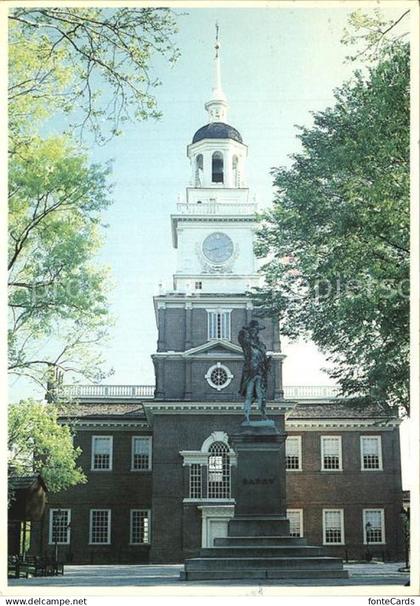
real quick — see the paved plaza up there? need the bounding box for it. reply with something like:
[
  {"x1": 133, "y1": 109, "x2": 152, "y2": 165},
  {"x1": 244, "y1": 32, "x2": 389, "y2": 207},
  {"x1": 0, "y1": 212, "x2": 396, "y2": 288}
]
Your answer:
[{"x1": 7, "y1": 562, "x2": 411, "y2": 592}]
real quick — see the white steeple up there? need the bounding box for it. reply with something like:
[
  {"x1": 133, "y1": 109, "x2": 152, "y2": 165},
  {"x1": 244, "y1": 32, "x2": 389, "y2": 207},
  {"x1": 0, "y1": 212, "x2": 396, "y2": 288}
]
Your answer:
[{"x1": 205, "y1": 23, "x2": 228, "y2": 123}]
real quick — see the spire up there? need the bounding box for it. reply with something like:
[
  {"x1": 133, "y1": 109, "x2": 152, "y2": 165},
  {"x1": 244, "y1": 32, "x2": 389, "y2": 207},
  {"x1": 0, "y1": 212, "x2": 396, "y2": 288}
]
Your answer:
[{"x1": 205, "y1": 23, "x2": 228, "y2": 123}]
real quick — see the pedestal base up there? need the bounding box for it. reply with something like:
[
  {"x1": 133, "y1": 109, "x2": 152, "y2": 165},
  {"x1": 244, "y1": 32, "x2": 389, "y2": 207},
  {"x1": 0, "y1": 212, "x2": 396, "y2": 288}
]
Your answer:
[{"x1": 182, "y1": 422, "x2": 348, "y2": 580}]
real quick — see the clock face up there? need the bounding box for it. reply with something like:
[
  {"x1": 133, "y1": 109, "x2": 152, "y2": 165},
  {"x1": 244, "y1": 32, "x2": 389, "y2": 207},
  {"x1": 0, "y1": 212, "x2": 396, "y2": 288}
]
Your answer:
[{"x1": 202, "y1": 232, "x2": 234, "y2": 264}]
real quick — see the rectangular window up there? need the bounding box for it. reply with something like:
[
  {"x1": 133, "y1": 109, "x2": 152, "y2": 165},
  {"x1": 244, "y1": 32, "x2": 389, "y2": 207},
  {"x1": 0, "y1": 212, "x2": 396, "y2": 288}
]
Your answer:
[
  {"x1": 130, "y1": 510, "x2": 151, "y2": 544},
  {"x1": 89, "y1": 509, "x2": 111, "y2": 544},
  {"x1": 323, "y1": 509, "x2": 344, "y2": 545},
  {"x1": 189, "y1": 463, "x2": 202, "y2": 499},
  {"x1": 286, "y1": 436, "x2": 302, "y2": 470},
  {"x1": 49, "y1": 509, "x2": 71, "y2": 544},
  {"x1": 195, "y1": 281, "x2": 202, "y2": 290},
  {"x1": 208, "y1": 454, "x2": 230, "y2": 499},
  {"x1": 321, "y1": 436, "x2": 342, "y2": 471},
  {"x1": 91, "y1": 436, "x2": 113, "y2": 470},
  {"x1": 361, "y1": 436, "x2": 383, "y2": 470},
  {"x1": 363, "y1": 509, "x2": 385, "y2": 544},
  {"x1": 131, "y1": 436, "x2": 152, "y2": 471},
  {"x1": 287, "y1": 509, "x2": 303, "y2": 537},
  {"x1": 208, "y1": 310, "x2": 231, "y2": 340}
]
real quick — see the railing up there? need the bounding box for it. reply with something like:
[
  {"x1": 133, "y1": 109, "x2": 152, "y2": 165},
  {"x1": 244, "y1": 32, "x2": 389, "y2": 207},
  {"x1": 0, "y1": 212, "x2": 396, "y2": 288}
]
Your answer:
[
  {"x1": 61, "y1": 385, "x2": 155, "y2": 399},
  {"x1": 176, "y1": 202, "x2": 257, "y2": 216},
  {"x1": 284, "y1": 385, "x2": 340, "y2": 399},
  {"x1": 60, "y1": 384, "x2": 339, "y2": 400}
]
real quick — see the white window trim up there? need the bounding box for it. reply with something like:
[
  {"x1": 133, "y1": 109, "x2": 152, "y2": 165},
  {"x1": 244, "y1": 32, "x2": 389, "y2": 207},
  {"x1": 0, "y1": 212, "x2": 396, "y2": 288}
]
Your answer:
[
  {"x1": 285, "y1": 436, "x2": 302, "y2": 471},
  {"x1": 89, "y1": 509, "x2": 111, "y2": 545},
  {"x1": 48, "y1": 509, "x2": 71, "y2": 545},
  {"x1": 131, "y1": 436, "x2": 152, "y2": 471},
  {"x1": 323, "y1": 508, "x2": 345, "y2": 545},
  {"x1": 207, "y1": 309, "x2": 232, "y2": 341},
  {"x1": 286, "y1": 508, "x2": 303, "y2": 537},
  {"x1": 363, "y1": 509, "x2": 386, "y2": 545},
  {"x1": 205, "y1": 362, "x2": 234, "y2": 391},
  {"x1": 91, "y1": 435, "x2": 113, "y2": 471},
  {"x1": 360, "y1": 436, "x2": 383, "y2": 471},
  {"x1": 321, "y1": 435, "x2": 343, "y2": 471},
  {"x1": 129, "y1": 509, "x2": 151, "y2": 545},
  {"x1": 189, "y1": 462, "x2": 203, "y2": 499}
]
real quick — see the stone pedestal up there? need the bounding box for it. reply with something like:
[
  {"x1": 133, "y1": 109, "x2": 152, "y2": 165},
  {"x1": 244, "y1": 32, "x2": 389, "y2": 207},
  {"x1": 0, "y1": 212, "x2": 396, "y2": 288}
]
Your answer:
[{"x1": 182, "y1": 419, "x2": 349, "y2": 581}]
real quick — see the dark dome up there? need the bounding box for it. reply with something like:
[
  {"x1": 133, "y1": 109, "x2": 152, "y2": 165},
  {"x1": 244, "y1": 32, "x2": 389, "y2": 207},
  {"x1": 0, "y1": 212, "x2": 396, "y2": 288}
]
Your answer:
[{"x1": 192, "y1": 122, "x2": 243, "y2": 144}]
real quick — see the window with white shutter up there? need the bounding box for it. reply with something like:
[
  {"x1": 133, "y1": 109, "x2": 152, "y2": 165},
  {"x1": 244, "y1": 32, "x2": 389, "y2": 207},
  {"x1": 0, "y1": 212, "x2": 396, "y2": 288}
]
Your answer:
[
  {"x1": 208, "y1": 310, "x2": 231, "y2": 340},
  {"x1": 363, "y1": 509, "x2": 385, "y2": 544},
  {"x1": 131, "y1": 436, "x2": 152, "y2": 471},
  {"x1": 286, "y1": 436, "x2": 302, "y2": 470},
  {"x1": 287, "y1": 509, "x2": 303, "y2": 537},
  {"x1": 361, "y1": 436, "x2": 382, "y2": 470},
  {"x1": 321, "y1": 436, "x2": 342, "y2": 471},
  {"x1": 323, "y1": 509, "x2": 344, "y2": 544},
  {"x1": 91, "y1": 436, "x2": 113, "y2": 470}
]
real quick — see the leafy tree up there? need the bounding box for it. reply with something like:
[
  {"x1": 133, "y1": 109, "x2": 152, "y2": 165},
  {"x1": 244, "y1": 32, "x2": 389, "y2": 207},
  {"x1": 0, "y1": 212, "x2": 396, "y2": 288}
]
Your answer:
[
  {"x1": 8, "y1": 134, "x2": 113, "y2": 387},
  {"x1": 8, "y1": 8, "x2": 179, "y2": 389},
  {"x1": 8, "y1": 400, "x2": 86, "y2": 495},
  {"x1": 9, "y1": 7, "x2": 179, "y2": 144},
  {"x1": 255, "y1": 26, "x2": 410, "y2": 415}
]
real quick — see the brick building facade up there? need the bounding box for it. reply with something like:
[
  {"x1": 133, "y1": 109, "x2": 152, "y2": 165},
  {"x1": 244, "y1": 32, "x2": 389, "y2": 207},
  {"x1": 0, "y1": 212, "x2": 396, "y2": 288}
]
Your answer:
[
  {"x1": 30, "y1": 395, "x2": 403, "y2": 564},
  {"x1": 30, "y1": 33, "x2": 404, "y2": 566}
]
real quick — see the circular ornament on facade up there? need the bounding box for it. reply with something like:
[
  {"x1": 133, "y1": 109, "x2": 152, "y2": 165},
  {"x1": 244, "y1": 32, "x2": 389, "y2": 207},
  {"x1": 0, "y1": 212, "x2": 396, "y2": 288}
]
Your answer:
[
  {"x1": 205, "y1": 362, "x2": 234, "y2": 391},
  {"x1": 202, "y1": 232, "x2": 234, "y2": 264}
]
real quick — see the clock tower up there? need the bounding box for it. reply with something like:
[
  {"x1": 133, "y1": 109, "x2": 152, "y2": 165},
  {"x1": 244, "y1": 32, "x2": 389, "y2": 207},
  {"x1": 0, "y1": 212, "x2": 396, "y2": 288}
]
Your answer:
[{"x1": 152, "y1": 28, "x2": 284, "y2": 403}]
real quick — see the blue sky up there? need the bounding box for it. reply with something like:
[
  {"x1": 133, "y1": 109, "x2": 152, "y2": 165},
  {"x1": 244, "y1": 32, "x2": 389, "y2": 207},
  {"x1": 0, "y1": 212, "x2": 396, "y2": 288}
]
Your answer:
[{"x1": 9, "y1": 5, "x2": 407, "y2": 400}]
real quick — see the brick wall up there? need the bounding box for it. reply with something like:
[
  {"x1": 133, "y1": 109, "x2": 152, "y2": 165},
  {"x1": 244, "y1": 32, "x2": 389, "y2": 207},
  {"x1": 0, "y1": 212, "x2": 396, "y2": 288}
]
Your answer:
[{"x1": 30, "y1": 415, "x2": 404, "y2": 564}]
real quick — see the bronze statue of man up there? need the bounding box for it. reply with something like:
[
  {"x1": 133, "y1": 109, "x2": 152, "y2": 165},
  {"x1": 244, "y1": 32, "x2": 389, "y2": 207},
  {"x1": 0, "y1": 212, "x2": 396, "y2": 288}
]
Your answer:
[{"x1": 238, "y1": 320, "x2": 271, "y2": 423}]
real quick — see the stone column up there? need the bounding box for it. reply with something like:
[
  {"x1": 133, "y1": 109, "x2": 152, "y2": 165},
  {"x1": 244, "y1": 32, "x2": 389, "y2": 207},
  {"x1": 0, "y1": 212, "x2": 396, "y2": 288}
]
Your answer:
[
  {"x1": 185, "y1": 360, "x2": 192, "y2": 400},
  {"x1": 157, "y1": 303, "x2": 166, "y2": 351},
  {"x1": 185, "y1": 303, "x2": 192, "y2": 350}
]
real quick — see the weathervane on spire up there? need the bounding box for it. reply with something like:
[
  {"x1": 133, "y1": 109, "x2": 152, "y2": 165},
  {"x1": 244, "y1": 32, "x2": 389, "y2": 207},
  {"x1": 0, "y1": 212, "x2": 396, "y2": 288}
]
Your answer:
[{"x1": 205, "y1": 21, "x2": 227, "y2": 122}]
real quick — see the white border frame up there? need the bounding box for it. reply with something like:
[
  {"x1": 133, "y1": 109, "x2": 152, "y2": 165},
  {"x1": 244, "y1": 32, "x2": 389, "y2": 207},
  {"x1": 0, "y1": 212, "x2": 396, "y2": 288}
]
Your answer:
[
  {"x1": 89, "y1": 509, "x2": 111, "y2": 545},
  {"x1": 91, "y1": 435, "x2": 113, "y2": 471},
  {"x1": 363, "y1": 508, "x2": 386, "y2": 545},
  {"x1": 360, "y1": 435, "x2": 383, "y2": 471},
  {"x1": 48, "y1": 508, "x2": 71, "y2": 545},
  {"x1": 129, "y1": 509, "x2": 151, "y2": 545},
  {"x1": 322, "y1": 508, "x2": 345, "y2": 545},
  {"x1": 131, "y1": 436, "x2": 152, "y2": 471},
  {"x1": 207, "y1": 309, "x2": 232, "y2": 341},
  {"x1": 321, "y1": 435, "x2": 343, "y2": 471},
  {"x1": 285, "y1": 435, "x2": 302, "y2": 471},
  {"x1": 205, "y1": 362, "x2": 234, "y2": 391},
  {"x1": 286, "y1": 508, "x2": 303, "y2": 537}
]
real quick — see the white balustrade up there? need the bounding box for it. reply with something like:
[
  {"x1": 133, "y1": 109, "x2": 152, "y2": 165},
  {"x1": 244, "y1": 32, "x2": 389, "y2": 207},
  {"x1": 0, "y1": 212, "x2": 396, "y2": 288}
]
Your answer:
[
  {"x1": 176, "y1": 202, "x2": 256, "y2": 216},
  {"x1": 60, "y1": 384, "x2": 338, "y2": 400}
]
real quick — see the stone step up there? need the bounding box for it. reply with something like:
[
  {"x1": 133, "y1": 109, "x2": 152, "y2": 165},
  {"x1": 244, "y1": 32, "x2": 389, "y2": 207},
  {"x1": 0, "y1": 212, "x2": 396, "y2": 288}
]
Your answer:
[
  {"x1": 182, "y1": 568, "x2": 349, "y2": 581},
  {"x1": 200, "y1": 546, "x2": 323, "y2": 557},
  {"x1": 214, "y1": 535, "x2": 308, "y2": 546},
  {"x1": 229, "y1": 516, "x2": 290, "y2": 537},
  {"x1": 185, "y1": 557, "x2": 344, "y2": 571}
]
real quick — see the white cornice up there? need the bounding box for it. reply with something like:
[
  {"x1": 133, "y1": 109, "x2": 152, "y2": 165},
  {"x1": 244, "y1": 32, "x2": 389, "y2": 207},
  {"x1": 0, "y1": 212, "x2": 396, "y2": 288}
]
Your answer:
[
  {"x1": 171, "y1": 215, "x2": 257, "y2": 246},
  {"x1": 142, "y1": 401, "x2": 295, "y2": 415},
  {"x1": 71, "y1": 420, "x2": 151, "y2": 431},
  {"x1": 285, "y1": 419, "x2": 401, "y2": 431}
]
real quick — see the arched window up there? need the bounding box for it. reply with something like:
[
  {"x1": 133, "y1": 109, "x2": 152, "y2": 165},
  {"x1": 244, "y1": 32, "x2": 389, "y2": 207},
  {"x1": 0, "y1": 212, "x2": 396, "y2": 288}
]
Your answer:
[
  {"x1": 232, "y1": 155, "x2": 240, "y2": 187},
  {"x1": 195, "y1": 154, "x2": 203, "y2": 187},
  {"x1": 208, "y1": 441, "x2": 230, "y2": 498},
  {"x1": 181, "y1": 432, "x2": 235, "y2": 500},
  {"x1": 212, "y1": 152, "x2": 224, "y2": 183}
]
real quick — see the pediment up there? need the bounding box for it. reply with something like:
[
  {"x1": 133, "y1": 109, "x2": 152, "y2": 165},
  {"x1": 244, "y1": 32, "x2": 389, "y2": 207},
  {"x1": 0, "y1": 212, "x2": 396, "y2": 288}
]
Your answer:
[{"x1": 184, "y1": 340, "x2": 243, "y2": 357}]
